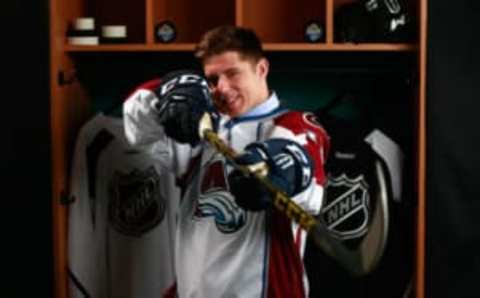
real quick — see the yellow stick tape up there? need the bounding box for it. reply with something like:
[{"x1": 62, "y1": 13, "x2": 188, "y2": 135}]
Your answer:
[{"x1": 203, "y1": 129, "x2": 317, "y2": 231}]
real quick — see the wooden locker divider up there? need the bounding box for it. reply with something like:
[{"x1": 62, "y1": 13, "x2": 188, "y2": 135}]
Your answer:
[{"x1": 416, "y1": 0, "x2": 428, "y2": 296}]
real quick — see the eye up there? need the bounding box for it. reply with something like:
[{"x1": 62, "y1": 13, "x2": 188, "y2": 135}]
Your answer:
[
  {"x1": 206, "y1": 75, "x2": 219, "y2": 88},
  {"x1": 225, "y1": 69, "x2": 240, "y2": 79}
]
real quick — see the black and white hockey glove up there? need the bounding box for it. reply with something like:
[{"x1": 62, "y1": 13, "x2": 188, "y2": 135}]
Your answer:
[
  {"x1": 228, "y1": 138, "x2": 314, "y2": 211},
  {"x1": 152, "y1": 70, "x2": 219, "y2": 146}
]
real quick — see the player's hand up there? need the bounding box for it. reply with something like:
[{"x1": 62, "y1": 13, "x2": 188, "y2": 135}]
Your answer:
[
  {"x1": 152, "y1": 70, "x2": 219, "y2": 146},
  {"x1": 228, "y1": 138, "x2": 314, "y2": 211}
]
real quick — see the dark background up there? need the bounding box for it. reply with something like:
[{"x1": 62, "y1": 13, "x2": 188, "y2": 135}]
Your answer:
[
  {"x1": 2, "y1": 1, "x2": 52, "y2": 297},
  {"x1": 425, "y1": 1, "x2": 480, "y2": 298},
  {"x1": 2, "y1": 0, "x2": 480, "y2": 297}
]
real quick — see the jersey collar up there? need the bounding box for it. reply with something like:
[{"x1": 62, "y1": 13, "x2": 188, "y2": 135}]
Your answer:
[{"x1": 223, "y1": 92, "x2": 287, "y2": 129}]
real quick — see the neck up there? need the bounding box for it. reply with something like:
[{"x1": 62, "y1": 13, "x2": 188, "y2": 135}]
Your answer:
[{"x1": 257, "y1": 82, "x2": 270, "y2": 104}]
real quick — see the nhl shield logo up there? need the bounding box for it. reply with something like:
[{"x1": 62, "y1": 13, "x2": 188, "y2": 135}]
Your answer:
[
  {"x1": 321, "y1": 174, "x2": 370, "y2": 241},
  {"x1": 109, "y1": 166, "x2": 166, "y2": 237}
]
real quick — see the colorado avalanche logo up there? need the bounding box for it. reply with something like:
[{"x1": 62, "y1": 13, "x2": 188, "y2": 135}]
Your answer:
[
  {"x1": 193, "y1": 159, "x2": 247, "y2": 233},
  {"x1": 195, "y1": 192, "x2": 247, "y2": 233},
  {"x1": 109, "y1": 166, "x2": 165, "y2": 237},
  {"x1": 321, "y1": 174, "x2": 370, "y2": 240}
]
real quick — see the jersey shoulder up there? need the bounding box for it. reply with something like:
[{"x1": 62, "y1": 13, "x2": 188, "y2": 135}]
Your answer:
[
  {"x1": 274, "y1": 110, "x2": 329, "y2": 138},
  {"x1": 125, "y1": 78, "x2": 162, "y2": 100},
  {"x1": 273, "y1": 111, "x2": 331, "y2": 184}
]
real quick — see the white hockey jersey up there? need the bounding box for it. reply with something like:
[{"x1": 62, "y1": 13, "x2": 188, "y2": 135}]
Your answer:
[
  {"x1": 68, "y1": 113, "x2": 178, "y2": 298},
  {"x1": 124, "y1": 86, "x2": 330, "y2": 298},
  {"x1": 364, "y1": 129, "x2": 405, "y2": 202}
]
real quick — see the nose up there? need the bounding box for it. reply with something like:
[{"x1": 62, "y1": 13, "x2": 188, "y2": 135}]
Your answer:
[{"x1": 214, "y1": 75, "x2": 229, "y2": 94}]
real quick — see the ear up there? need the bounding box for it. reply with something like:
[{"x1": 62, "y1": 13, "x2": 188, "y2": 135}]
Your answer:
[{"x1": 256, "y1": 58, "x2": 269, "y2": 79}]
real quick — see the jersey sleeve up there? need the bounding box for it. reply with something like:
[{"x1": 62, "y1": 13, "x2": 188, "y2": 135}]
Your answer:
[
  {"x1": 271, "y1": 111, "x2": 330, "y2": 215},
  {"x1": 123, "y1": 81, "x2": 194, "y2": 177},
  {"x1": 68, "y1": 115, "x2": 110, "y2": 298}
]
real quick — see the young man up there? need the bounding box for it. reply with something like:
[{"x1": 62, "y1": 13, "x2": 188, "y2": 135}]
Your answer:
[{"x1": 123, "y1": 25, "x2": 330, "y2": 298}]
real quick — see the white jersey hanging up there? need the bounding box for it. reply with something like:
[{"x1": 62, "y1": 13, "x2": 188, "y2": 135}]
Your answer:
[{"x1": 68, "y1": 113, "x2": 178, "y2": 298}]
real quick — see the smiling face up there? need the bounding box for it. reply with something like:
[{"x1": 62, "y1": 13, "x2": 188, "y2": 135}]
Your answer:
[{"x1": 203, "y1": 51, "x2": 270, "y2": 117}]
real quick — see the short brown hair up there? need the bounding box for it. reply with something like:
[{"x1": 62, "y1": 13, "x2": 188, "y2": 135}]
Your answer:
[{"x1": 195, "y1": 25, "x2": 265, "y2": 63}]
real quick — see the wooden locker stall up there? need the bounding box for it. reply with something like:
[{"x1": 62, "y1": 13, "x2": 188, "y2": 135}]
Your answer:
[{"x1": 49, "y1": 0, "x2": 427, "y2": 297}]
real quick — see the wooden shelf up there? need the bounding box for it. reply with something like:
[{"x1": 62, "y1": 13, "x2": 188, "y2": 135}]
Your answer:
[
  {"x1": 263, "y1": 43, "x2": 417, "y2": 51},
  {"x1": 64, "y1": 43, "x2": 196, "y2": 52},
  {"x1": 64, "y1": 43, "x2": 417, "y2": 53}
]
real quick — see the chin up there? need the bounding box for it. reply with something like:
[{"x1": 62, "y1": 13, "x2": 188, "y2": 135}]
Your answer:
[
  {"x1": 228, "y1": 106, "x2": 244, "y2": 117},
  {"x1": 225, "y1": 110, "x2": 238, "y2": 117}
]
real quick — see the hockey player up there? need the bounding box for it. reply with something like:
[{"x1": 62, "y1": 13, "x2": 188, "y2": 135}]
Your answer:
[{"x1": 123, "y1": 25, "x2": 330, "y2": 298}]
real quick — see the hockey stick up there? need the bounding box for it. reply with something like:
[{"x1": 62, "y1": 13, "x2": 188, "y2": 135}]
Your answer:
[
  {"x1": 198, "y1": 113, "x2": 368, "y2": 276},
  {"x1": 199, "y1": 115, "x2": 317, "y2": 231}
]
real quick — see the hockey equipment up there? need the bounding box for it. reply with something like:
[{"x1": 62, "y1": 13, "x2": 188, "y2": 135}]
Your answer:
[
  {"x1": 311, "y1": 110, "x2": 391, "y2": 275},
  {"x1": 228, "y1": 138, "x2": 314, "y2": 211},
  {"x1": 152, "y1": 70, "x2": 219, "y2": 146},
  {"x1": 364, "y1": 0, "x2": 414, "y2": 42},
  {"x1": 304, "y1": 21, "x2": 324, "y2": 43},
  {"x1": 198, "y1": 113, "x2": 372, "y2": 276},
  {"x1": 335, "y1": 1, "x2": 374, "y2": 43},
  {"x1": 335, "y1": 0, "x2": 414, "y2": 43},
  {"x1": 155, "y1": 21, "x2": 176, "y2": 43},
  {"x1": 199, "y1": 113, "x2": 316, "y2": 229},
  {"x1": 100, "y1": 25, "x2": 127, "y2": 44},
  {"x1": 228, "y1": 170, "x2": 271, "y2": 211}
]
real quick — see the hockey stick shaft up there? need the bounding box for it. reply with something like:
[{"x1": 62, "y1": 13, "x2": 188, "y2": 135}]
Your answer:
[
  {"x1": 199, "y1": 113, "x2": 363, "y2": 274},
  {"x1": 202, "y1": 128, "x2": 317, "y2": 231}
]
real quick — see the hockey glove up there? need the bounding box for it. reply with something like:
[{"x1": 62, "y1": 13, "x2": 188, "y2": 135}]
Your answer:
[
  {"x1": 152, "y1": 70, "x2": 219, "y2": 146},
  {"x1": 228, "y1": 138, "x2": 314, "y2": 211}
]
